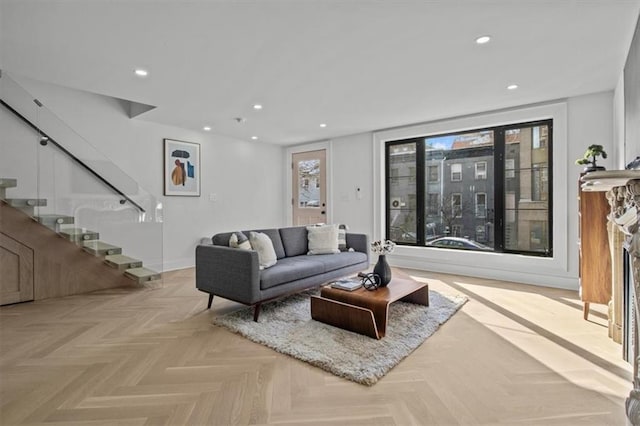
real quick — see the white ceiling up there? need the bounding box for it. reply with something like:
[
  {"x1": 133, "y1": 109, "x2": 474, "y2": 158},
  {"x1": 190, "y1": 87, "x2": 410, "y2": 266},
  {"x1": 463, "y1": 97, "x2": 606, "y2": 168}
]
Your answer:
[{"x1": 1, "y1": 1, "x2": 639, "y2": 146}]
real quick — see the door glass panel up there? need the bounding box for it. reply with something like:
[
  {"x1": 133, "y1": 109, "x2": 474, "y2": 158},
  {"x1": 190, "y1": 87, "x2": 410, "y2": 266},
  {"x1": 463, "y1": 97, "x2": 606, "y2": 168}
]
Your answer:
[
  {"x1": 388, "y1": 142, "x2": 417, "y2": 243},
  {"x1": 424, "y1": 131, "x2": 494, "y2": 250},
  {"x1": 298, "y1": 159, "x2": 320, "y2": 208},
  {"x1": 504, "y1": 124, "x2": 550, "y2": 254}
]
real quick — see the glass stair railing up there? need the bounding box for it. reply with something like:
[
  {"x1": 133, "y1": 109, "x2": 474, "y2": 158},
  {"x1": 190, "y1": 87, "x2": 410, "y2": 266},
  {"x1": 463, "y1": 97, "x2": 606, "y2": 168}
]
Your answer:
[{"x1": 0, "y1": 70, "x2": 163, "y2": 293}]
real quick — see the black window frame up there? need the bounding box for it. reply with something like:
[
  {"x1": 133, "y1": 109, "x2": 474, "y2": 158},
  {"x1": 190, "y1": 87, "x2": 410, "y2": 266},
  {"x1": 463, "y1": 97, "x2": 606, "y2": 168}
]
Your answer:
[{"x1": 384, "y1": 119, "x2": 553, "y2": 257}]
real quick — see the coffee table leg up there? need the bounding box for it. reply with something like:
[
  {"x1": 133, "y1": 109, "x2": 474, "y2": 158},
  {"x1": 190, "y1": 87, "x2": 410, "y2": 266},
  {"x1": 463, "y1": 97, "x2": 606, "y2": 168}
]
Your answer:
[
  {"x1": 310, "y1": 295, "x2": 380, "y2": 339},
  {"x1": 369, "y1": 302, "x2": 390, "y2": 338},
  {"x1": 400, "y1": 285, "x2": 429, "y2": 306}
]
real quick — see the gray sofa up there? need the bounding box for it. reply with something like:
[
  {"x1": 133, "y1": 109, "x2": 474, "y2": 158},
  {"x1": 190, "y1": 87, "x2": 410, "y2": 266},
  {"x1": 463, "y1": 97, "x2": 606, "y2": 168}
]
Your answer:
[{"x1": 196, "y1": 226, "x2": 369, "y2": 320}]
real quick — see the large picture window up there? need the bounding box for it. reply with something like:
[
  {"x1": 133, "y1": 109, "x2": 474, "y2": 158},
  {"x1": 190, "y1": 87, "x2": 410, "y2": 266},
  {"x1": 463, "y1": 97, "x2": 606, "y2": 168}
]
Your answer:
[{"x1": 385, "y1": 119, "x2": 552, "y2": 256}]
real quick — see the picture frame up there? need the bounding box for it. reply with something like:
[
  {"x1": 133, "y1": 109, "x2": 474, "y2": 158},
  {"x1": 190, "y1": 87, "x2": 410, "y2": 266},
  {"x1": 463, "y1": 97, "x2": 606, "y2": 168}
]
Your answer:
[{"x1": 163, "y1": 139, "x2": 200, "y2": 196}]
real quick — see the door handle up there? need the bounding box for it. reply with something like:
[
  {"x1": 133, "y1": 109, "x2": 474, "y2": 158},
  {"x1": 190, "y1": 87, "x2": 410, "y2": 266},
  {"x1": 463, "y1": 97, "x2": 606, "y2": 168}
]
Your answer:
[{"x1": 321, "y1": 211, "x2": 326, "y2": 215}]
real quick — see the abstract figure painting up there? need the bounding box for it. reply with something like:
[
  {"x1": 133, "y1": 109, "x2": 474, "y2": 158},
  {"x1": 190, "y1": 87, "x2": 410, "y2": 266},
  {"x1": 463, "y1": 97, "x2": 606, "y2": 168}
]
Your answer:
[{"x1": 164, "y1": 139, "x2": 200, "y2": 196}]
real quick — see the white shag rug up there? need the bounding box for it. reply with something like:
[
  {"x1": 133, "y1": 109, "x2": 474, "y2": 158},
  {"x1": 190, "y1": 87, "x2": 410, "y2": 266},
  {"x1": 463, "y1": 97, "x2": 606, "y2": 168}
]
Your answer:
[{"x1": 213, "y1": 288, "x2": 467, "y2": 385}]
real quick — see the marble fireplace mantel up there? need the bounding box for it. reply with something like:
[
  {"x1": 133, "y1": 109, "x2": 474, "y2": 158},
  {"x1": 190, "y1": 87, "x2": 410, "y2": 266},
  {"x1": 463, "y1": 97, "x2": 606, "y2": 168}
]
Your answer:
[
  {"x1": 581, "y1": 170, "x2": 640, "y2": 192},
  {"x1": 581, "y1": 170, "x2": 640, "y2": 424}
]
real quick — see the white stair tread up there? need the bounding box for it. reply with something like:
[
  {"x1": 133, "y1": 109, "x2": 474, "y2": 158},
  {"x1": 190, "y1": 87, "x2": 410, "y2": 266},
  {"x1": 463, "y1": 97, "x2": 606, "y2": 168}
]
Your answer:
[
  {"x1": 60, "y1": 228, "x2": 98, "y2": 236},
  {"x1": 83, "y1": 241, "x2": 120, "y2": 250},
  {"x1": 82, "y1": 241, "x2": 122, "y2": 256},
  {"x1": 105, "y1": 254, "x2": 141, "y2": 263},
  {"x1": 36, "y1": 214, "x2": 74, "y2": 224},
  {"x1": 0, "y1": 178, "x2": 17, "y2": 188},
  {"x1": 105, "y1": 254, "x2": 143, "y2": 269},
  {"x1": 124, "y1": 267, "x2": 161, "y2": 282},
  {"x1": 5, "y1": 198, "x2": 47, "y2": 207},
  {"x1": 59, "y1": 228, "x2": 99, "y2": 242}
]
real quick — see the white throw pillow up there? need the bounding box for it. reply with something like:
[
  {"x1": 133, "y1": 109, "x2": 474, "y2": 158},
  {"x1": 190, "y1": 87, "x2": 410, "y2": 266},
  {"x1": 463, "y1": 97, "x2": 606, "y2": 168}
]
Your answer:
[
  {"x1": 249, "y1": 231, "x2": 278, "y2": 269},
  {"x1": 229, "y1": 232, "x2": 252, "y2": 250},
  {"x1": 307, "y1": 224, "x2": 340, "y2": 255}
]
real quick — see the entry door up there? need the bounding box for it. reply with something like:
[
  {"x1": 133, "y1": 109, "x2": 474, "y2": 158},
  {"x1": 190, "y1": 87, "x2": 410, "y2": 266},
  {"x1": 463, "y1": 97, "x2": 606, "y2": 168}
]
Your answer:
[{"x1": 292, "y1": 149, "x2": 327, "y2": 225}]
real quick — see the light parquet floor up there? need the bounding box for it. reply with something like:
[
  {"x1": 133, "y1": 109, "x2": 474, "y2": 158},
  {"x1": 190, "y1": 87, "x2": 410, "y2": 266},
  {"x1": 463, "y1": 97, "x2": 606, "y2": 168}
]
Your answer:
[{"x1": 0, "y1": 268, "x2": 632, "y2": 425}]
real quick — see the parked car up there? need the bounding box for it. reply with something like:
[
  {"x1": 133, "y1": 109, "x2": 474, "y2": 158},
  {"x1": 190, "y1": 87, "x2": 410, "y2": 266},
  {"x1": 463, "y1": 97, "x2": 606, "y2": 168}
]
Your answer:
[{"x1": 426, "y1": 237, "x2": 492, "y2": 251}]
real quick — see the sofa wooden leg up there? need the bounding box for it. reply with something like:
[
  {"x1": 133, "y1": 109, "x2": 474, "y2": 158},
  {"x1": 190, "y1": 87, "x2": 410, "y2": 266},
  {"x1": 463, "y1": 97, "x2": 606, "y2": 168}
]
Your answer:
[
  {"x1": 253, "y1": 304, "x2": 261, "y2": 322},
  {"x1": 207, "y1": 294, "x2": 214, "y2": 309}
]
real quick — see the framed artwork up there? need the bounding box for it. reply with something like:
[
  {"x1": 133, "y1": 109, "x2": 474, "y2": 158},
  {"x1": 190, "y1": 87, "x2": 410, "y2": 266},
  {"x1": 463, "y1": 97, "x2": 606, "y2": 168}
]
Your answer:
[{"x1": 163, "y1": 139, "x2": 200, "y2": 196}]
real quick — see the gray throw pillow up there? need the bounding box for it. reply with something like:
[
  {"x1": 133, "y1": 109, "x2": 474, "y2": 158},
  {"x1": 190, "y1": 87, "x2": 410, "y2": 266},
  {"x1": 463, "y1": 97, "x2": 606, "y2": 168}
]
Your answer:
[
  {"x1": 229, "y1": 231, "x2": 251, "y2": 250},
  {"x1": 338, "y1": 224, "x2": 348, "y2": 251}
]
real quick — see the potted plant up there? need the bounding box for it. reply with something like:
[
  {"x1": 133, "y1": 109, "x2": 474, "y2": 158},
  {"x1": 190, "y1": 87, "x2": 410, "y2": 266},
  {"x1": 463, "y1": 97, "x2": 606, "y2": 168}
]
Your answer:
[{"x1": 575, "y1": 144, "x2": 608, "y2": 172}]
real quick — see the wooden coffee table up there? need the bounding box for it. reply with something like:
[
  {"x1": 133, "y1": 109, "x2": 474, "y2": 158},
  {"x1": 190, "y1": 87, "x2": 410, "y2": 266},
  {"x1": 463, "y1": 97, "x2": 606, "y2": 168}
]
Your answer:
[{"x1": 310, "y1": 273, "x2": 429, "y2": 339}]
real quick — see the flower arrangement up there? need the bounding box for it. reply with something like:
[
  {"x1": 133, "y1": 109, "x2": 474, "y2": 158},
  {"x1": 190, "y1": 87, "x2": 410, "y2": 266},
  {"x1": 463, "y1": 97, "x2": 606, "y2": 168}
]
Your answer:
[{"x1": 371, "y1": 239, "x2": 396, "y2": 255}]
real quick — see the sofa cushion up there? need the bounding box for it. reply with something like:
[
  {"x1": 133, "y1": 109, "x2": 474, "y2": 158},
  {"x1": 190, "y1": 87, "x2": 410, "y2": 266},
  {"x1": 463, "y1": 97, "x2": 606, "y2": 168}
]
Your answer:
[
  {"x1": 280, "y1": 226, "x2": 308, "y2": 257},
  {"x1": 243, "y1": 228, "x2": 286, "y2": 259},
  {"x1": 307, "y1": 224, "x2": 340, "y2": 255},
  {"x1": 307, "y1": 251, "x2": 368, "y2": 273},
  {"x1": 249, "y1": 232, "x2": 278, "y2": 269},
  {"x1": 259, "y1": 256, "x2": 325, "y2": 290}
]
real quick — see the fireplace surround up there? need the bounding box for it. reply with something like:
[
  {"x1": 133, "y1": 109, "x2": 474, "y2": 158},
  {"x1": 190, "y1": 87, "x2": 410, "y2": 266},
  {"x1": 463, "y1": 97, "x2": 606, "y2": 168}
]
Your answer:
[{"x1": 582, "y1": 170, "x2": 640, "y2": 424}]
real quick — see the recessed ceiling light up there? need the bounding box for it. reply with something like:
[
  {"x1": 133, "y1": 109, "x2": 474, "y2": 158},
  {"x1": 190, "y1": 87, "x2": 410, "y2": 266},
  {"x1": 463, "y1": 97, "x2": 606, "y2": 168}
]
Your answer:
[
  {"x1": 251, "y1": 136, "x2": 258, "y2": 140},
  {"x1": 134, "y1": 68, "x2": 148, "y2": 77},
  {"x1": 253, "y1": 104, "x2": 263, "y2": 110},
  {"x1": 319, "y1": 123, "x2": 327, "y2": 128},
  {"x1": 203, "y1": 126, "x2": 211, "y2": 131},
  {"x1": 475, "y1": 35, "x2": 491, "y2": 44},
  {"x1": 507, "y1": 84, "x2": 519, "y2": 90}
]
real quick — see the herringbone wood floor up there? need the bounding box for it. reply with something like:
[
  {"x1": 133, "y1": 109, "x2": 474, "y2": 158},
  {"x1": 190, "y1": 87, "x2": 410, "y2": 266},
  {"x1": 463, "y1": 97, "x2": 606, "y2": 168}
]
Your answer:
[{"x1": 0, "y1": 268, "x2": 632, "y2": 425}]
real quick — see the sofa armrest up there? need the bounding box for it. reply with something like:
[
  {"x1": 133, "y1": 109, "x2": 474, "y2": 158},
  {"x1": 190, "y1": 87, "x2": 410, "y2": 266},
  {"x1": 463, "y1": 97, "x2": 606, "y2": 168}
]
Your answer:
[
  {"x1": 346, "y1": 233, "x2": 370, "y2": 263},
  {"x1": 195, "y1": 245, "x2": 261, "y2": 304}
]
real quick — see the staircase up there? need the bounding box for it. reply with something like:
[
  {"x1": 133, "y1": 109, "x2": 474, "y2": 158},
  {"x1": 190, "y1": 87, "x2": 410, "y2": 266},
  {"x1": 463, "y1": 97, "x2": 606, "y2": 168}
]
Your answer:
[{"x1": 0, "y1": 177, "x2": 161, "y2": 289}]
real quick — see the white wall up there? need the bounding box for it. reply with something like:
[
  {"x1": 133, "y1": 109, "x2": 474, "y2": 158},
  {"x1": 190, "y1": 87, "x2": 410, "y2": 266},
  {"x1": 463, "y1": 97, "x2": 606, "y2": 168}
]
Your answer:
[
  {"x1": 293, "y1": 92, "x2": 614, "y2": 290},
  {"x1": 329, "y1": 133, "x2": 374, "y2": 235},
  {"x1": 1, "y1": 75, "x2": 285, "y2": 271},
  {"x1": 613, "y1": 74, "x2": 626, "y2": 168}
]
